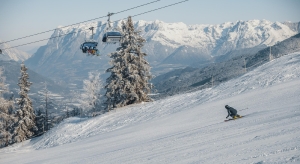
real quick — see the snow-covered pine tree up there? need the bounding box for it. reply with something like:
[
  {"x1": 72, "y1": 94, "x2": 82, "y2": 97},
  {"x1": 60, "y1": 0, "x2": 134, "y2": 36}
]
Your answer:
[
  {"x1": 105, "y1": 16, "x2": 152, "y2": 110},
  {"x1": 81, "y1": 71, "x2": 102, "y2": 116},
  {"x1": 0, "y1": 68, "x2": 16, "y2": 147},
  {"x1": 13, "y1": 63, "x2": 37, "y2": 143}
]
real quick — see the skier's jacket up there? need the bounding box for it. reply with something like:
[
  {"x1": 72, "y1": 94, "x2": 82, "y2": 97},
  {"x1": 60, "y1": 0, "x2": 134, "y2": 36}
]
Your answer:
[{"x1": 226, "y1": 106, "x2": 237, "y2": 118}]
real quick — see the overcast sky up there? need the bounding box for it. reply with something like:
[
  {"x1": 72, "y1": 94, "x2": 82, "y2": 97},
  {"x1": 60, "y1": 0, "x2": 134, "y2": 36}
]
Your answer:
[{"x1": 0, "y1": 0, "x2": 299, "y2": 51}]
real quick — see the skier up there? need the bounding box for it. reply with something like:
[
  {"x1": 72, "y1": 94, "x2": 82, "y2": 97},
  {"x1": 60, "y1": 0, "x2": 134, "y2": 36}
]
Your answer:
[{"x1": 225, "y1": 105, "x2": 241, "y2": 119}]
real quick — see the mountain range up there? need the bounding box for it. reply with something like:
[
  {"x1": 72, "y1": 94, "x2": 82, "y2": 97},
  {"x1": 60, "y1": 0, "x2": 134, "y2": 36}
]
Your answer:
[
  {"x1": 152, "y1": 32, "x2": 300, "y2": 98},
  {"x1": 26, "y1": 19, "x2": 299, "y2": 85},
  {"x1": 2, "y1": 19, "x2": 300, "y2": 90}
]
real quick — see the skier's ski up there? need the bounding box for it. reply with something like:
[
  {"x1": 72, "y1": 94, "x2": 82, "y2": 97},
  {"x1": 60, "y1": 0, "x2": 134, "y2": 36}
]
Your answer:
[{"x1": 224, "y1": 116, "x2": 244, "y2": 122}]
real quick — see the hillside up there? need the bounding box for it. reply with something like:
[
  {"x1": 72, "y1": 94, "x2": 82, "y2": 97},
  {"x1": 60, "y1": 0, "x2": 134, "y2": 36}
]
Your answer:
[{"x1": 1, "y1": 51, "x2": 299, "y2": 164}]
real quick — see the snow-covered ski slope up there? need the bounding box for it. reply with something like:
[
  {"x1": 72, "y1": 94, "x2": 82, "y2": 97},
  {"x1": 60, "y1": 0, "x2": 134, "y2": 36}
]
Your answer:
[{"x1": 1, "y1": 52, "x2": 300, "y2": 163}]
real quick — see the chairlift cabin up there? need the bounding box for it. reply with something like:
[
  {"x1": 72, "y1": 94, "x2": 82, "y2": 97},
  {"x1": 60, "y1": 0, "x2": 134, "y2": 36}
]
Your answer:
[
  {"x1": 80, "y1": 41, "x2": 98, "y2": 53},
  {"x1": 102, "y1": 31, "x2": 122, "y2": 43},
  {"x1": 0, "y1": 49, "x2": 2, "y2": 54},
  {"x1": 80, "y1": 27, "x2": 100, "y2": 56},
  {"x1": 102, "y1": 12, "x2": 122, "y2": 44}
]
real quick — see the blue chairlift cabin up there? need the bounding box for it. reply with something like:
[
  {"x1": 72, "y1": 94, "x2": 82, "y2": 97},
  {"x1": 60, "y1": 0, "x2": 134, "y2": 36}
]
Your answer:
[
  {"x1": 80, "y1": 41, "x2": 98, "y2": 53},
  {"x1": 102, "y1": 31, "x2": 122, "y2": 43},
  {"x1": 80, "y1": 27, "x2": 100, "y2": 56}
]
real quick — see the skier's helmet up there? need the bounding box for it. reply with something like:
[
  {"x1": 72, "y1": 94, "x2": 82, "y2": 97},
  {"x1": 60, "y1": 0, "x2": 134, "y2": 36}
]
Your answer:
[{"x1": 225, "y1": 105, "x2": 229, "y2": 109}]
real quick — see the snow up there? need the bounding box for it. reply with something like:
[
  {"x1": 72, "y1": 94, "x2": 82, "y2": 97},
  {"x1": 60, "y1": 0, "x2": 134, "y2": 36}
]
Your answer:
[{"x1": 1, "y1": 52, "x2": 300, "y2": 163}]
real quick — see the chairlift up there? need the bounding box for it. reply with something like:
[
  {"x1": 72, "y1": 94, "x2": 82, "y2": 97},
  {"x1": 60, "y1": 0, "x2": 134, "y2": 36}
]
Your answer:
[
  {"x1": 80, "y1": 27, "x2": 100, "y2": 56},
  {"x1": 0, "y1": 49, "x2": 2, "y2": 54},
  {"x1": 80, "y1": 41, "x2": 99, "y2": 55},
  {"x1": 102, "y1": 31, "x2": 122, "y2": 43},
  {"x1": 102, "y1": 12, "x2": 122, "y2": 44}
]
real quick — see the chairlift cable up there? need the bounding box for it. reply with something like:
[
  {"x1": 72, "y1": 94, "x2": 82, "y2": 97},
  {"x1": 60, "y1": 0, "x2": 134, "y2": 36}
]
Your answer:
[
  {"x1": 100, "y1": 0, "x2": 189, "y2": 31},
  {"x1": 1, "y1": 0, "x2": 188, "y2": 51},
  {"x1": 131, "y1": 0, "x2": 188, "y2": 18},
  {"x1": 1, "y1": 32, "x2": 77, "y2": 50},
  {"x1": 0, "y1": 0, "x2": 161, "y2": 45}
]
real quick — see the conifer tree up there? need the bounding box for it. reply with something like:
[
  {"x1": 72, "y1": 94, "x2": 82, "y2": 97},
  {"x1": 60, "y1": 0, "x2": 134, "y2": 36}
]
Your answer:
[
  {"x1": 105, "y1": 16, "x2": 152, "y2": 110},
  {"x1": 0, "y1": 68, "x2": 15, "y2": 147},
  {"x1": 13, "y1": 63, "x2": 37, "y2": 143}
]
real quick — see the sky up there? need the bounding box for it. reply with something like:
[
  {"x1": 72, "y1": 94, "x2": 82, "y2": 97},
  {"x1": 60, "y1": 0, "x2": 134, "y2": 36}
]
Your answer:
[{"x1": 0, "y1": 0, "x2": 299, "y2": 51}]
